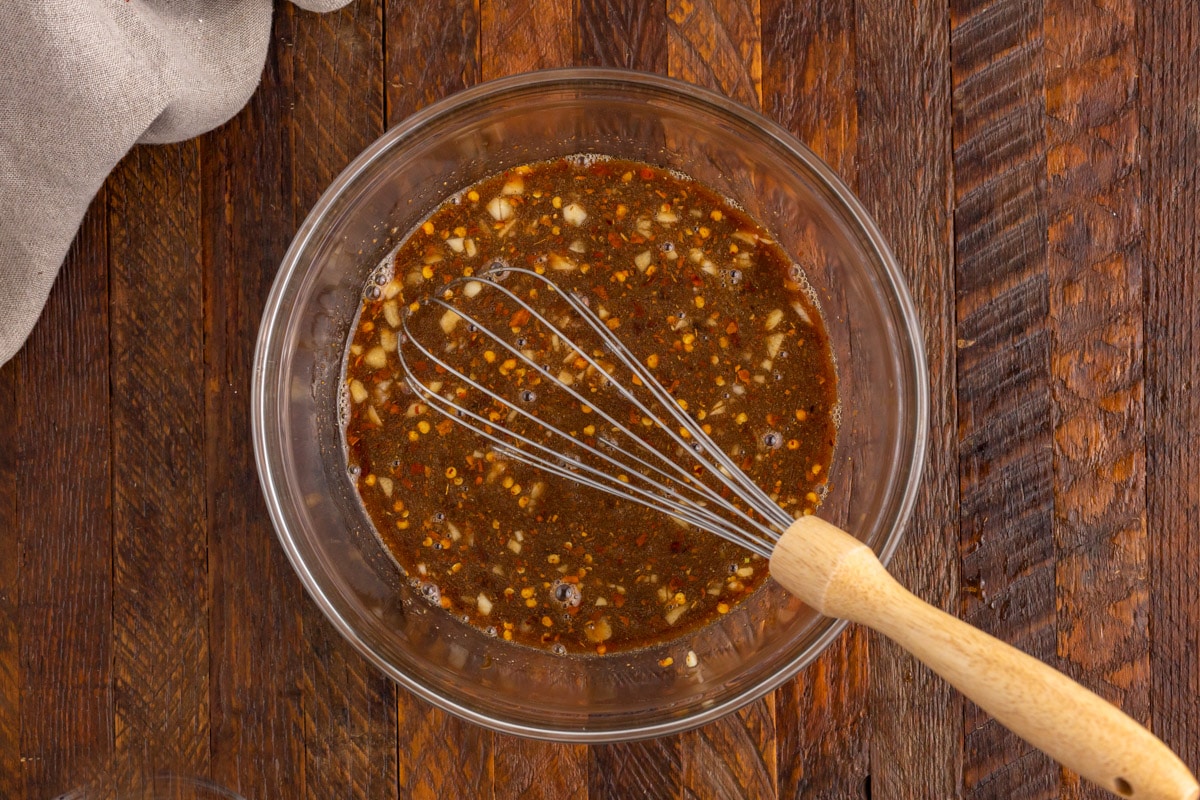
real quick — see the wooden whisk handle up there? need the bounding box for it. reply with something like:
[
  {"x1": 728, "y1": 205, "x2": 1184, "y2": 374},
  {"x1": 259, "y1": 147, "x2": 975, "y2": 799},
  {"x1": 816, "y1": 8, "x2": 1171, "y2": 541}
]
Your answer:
[{"x1": 770, "y1": 517, "x2": 1199, "y2": 800}]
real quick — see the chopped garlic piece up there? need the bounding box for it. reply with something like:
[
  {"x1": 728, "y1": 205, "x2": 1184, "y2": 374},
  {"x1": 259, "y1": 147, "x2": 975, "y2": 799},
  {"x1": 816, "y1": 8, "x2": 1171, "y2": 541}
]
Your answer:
[
  {"x1": 382, "y1": 300, "x2": 401, "y2": 328},
  {"x1": 563, "y1": 202, "x2": 588, "y2": 226},
  {"x1": 766, "y1": 332, "x2": 785, "y2": 358},
  {"x1": 440, "y1": 310, "x2": 461, "y2": 334},
  {"x1": 363, "y1": 347, "x2": 387, "y2": 369},
  {"x1": 487, "y1": 196, "x2": 514, "y2": 221},
  {"x1": 548, "y1": 252, "x2": 577, "y2": 271}
]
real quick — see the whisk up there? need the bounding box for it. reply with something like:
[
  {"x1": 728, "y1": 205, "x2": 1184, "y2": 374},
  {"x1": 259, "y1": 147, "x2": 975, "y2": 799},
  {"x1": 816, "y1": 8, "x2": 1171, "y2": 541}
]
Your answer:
[{"x1": 398, "y1": 266, "x2": 1197, "y2": 800}]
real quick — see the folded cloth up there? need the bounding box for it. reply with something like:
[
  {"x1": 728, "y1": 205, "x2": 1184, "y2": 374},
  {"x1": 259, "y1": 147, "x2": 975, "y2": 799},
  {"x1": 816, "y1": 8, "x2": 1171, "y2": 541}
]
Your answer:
[{"x1": 0, "y1": 0, "x2": 353, "y2": 366}]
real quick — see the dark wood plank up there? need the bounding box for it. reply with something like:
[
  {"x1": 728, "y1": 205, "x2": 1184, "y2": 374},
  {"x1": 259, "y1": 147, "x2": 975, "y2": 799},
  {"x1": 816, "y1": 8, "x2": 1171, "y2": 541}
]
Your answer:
[
  {"x1": 385, "y1": 0, "x2": 480, "y2": 124},
  {"x1": 283, "y1": 4, "x2": 400, "y2": 798},
  {"x1": 108, "y1": 142, "x2": 210, "y2": 784},
  {"x1": 762, "y1": 0, "x2": 856, "y2": 179},
  {"x1": 949, "y1": 1, "x2": 1058, "y2": 797},
  {"x1": 385, "y1": 0, "x2": 502, "y2": 793},
  {"x1": 774, "y1": 635, "x2": 869, "y2": 800},
  {"x1": 682, "y1": 703, "x2": 776, "y2": 800},
  {"x1": 16, "y1": 195, "x2": 114, "y2": 797},
  {"x1": 0, "y1": 337, "x2": 20, "y2": 799},
  {"x1": 481, "y1": 0, "x2": 573, "y2": 75},
  {"x1": 398, "y1": 695, "x2": 494, "y2": 799},
  {"x1": 1141, "y1": 0, "x2": 1200, "y2": 780},
  {"x1": 667, "y1": 0, "x2": 761, "y2": 108},
  {"x1": 477, "y1": 5, "x2": 578, "y2": 796},
  {"x1": 589, "y1": 738, "x2": 681, "y2": 799},
  {"x1": 201, "y1": 12, "x2": 307, "y2": 798},
  {"x1": 577, "y1": 0, "x2": 668, "y2": 72},
  {"x1": 856, "y1": 0, "x2": 962, "y2": 796},
  {"x1": 384, "y1": 0, "x2": 496, "y2": 793},
  {"x1": 1044, "y1": 3, "x2": 1147, "y2": 798},
  {"x1": 762, "y1": 4, "x2": 869, "y2": 797},
  {"x1": 661, "y1": 6, "x2": 778, "y2": 797},
  {"x1": 575, "y1": 2, "x2": 676, "y2": 795},
  {"x1": 494, "y1": 735, "x2": 586, "y2": 800}
]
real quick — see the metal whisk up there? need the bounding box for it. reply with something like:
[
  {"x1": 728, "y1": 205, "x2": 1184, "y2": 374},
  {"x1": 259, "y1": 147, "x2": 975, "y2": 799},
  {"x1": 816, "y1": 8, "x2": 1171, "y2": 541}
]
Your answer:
[
  {"x1": 397, "y1": 264, "x2": 791, "y2": 559},
  {"x1": 393, "y1": 264, "x2": 1195, "y2": 800}
]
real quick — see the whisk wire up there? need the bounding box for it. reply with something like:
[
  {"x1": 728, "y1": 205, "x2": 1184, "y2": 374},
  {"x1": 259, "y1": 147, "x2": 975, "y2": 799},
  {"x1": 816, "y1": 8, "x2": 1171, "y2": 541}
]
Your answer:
[
  {"x1": 397, "y1": 266, "x2": 795, "y2": 554},
  {"x1": 412, "y1": 282, "x2": 782, "y2": 540},
  {"x1": 397, "y1": 341, "x2": 764, "y2": 551}
]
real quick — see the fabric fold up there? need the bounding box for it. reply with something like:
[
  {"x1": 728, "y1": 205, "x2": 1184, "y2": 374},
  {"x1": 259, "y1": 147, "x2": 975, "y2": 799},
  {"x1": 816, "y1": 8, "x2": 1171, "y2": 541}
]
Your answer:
[{"x1": 0, "y1": 0, "x2": 353, "y2": 365}]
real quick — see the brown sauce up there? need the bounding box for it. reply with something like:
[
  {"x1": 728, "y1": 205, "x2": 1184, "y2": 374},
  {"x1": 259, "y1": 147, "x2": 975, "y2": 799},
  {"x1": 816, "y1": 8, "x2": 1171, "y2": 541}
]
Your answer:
[{"x1": 342, "y1": 157, "x2": 838, "y2": 654}]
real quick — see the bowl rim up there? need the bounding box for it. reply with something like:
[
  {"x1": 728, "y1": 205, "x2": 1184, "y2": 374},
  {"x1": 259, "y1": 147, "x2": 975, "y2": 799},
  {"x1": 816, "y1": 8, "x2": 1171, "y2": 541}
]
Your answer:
[{"x1": 252, "y1": 66, "x2": 929, "y2": 742}]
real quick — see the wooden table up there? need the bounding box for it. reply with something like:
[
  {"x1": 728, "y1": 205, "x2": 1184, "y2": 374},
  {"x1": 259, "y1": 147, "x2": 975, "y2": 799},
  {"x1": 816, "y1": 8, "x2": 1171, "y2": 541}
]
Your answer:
[{"x1": 2, "y1": 1, "x2": 1197, "y2": 797}]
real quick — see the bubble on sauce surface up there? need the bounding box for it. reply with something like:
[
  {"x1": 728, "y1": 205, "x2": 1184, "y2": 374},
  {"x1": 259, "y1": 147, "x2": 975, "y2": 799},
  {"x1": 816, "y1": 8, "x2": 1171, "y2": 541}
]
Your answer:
[
  {"x1": 368, "y1": 249, "x2": 396, "y2": 287},
  {"x1": 787, "y1": 262, "x2": 824, "y2": 311},
  {"x1": 762, "y1": 431, "x2": 783, "y2": 449},
  {"x1": 550, "y1": 643, "x2": 568, "y2": 656},
  {"x1": 666, "y1": 167, "x2": 695, "y2": 183},
  {"x1": 418, "y1": 582, "x2": 441, "y2": 602},
  {"x1": 480, "y1": 258, "x2": 511, "y2": 280},
  {"x1": 337, "y1": 382, "x2": 351, "y2": 429},
  {"x1": 552, "y1": 581, "x2": 582, "y2": 607},
  {"x1": 565, "y1": 153, "x2": 613, "y2": 168}
]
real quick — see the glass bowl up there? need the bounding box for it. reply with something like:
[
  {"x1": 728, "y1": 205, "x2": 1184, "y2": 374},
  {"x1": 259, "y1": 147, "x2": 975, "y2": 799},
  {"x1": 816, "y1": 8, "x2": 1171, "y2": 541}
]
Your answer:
[{"x1": 252, "y1": 68, "x2": 927, "y2": 741}]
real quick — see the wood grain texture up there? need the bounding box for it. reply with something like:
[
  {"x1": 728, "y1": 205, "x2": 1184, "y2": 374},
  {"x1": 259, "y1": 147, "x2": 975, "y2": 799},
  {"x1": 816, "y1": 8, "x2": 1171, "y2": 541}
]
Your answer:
[
  {"x1": 589, "y1": 738, "x2": 682, "y2": 799},
  {"x1": 481, "y1": 0, "x2": 573, "y2": 75},
  {"x1": 667, "y1": 0, "x2": 762, "y2": 109},
  {"x1": 761, "y1": 3, "x2": 866, "y2": 797},
  {"x1": 284, "y1": 4, "x2": 400, "y2": 798},
  {"x1": 477, "y1": 5, "x2": 587, "y2": 797},
  {"x1": 949, "y1": 1, "x2": 1058, "y2": 796},
  {"x1": 662, "y1": 6, "x2": 778, "y2": 797},
  {"x1": 682, "y1": 702, "x2": 776, "y2": 800},
  {"x1": 386, "y1": 0, "x2": 480, "y2": 124},
  {"x1": 1044, "y1": 3, "x2": 1147, "y2": 798},
  {"x1": 856, "y1": 0, "x2": 962, "y2": 797},
  {"x1": 383, "y1": 1, "x2": 498, "y2": 795},
  {"x1": 577, "y1": 0, "x2": 668, "y2": 72},
  {"x1": 761, "y1": 0, "x2": 856, "y2": 178},
  {"x1": 774, "y1": 634, "x2": 869, "y2": 799},
  {"x1": 1141, "y1": 0, "x2": 1200, "y2": 779},
  {"x1": 108, "y1": 142, "x2": 210, "y2": 785},
  {"x1": 398, "y1": 696, "x2": 494, "y2": 799},
  {"x1": 0, "y1": 358, "x2": 17, "y2": 800},
  {"x1": 494, "y1": 735, "x2": 586, "y2": 800},
  {"x1": 201, "y1": 13, "x2": 307, "y2": 798},
  {"x1": 16, "y1": 195, "x2": 114, "y2": 798}
]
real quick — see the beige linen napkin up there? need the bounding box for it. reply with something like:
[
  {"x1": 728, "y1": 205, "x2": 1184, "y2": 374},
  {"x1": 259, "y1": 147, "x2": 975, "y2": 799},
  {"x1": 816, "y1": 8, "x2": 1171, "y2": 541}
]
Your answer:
[{"x1": 0, "y1": 0, "x2": 352, "y2": 366}]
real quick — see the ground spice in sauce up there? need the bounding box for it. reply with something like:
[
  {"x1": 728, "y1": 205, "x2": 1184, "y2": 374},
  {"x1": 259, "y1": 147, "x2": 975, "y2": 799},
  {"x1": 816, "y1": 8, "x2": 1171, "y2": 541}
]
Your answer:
[{"x1": 342, "y1": 157, "x2": 838, "y2": 654}]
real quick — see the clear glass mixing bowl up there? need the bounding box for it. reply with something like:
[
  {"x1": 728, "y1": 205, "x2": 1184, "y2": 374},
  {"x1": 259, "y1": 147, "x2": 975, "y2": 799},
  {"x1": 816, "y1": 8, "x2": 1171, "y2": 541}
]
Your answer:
[{"x1": 252, "y1": 68, "x2": 927, "y2": 741}]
